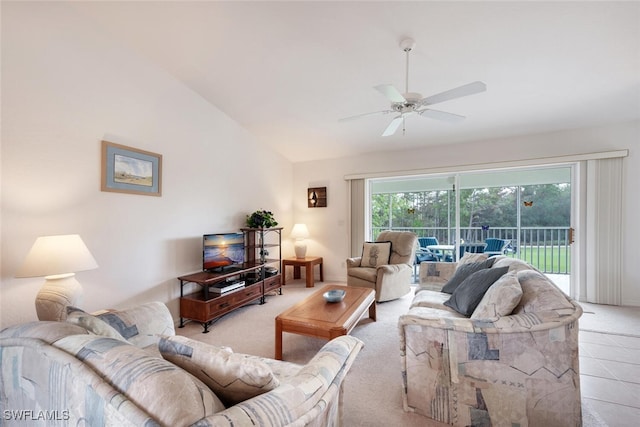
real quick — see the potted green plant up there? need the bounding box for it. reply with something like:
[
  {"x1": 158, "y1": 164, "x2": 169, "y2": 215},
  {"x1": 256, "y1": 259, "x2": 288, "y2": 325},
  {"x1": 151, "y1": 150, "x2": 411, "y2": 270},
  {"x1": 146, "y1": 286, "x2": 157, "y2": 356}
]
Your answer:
[{"x1": 246, "y1": 210, "x2": 278, "y2": 229}]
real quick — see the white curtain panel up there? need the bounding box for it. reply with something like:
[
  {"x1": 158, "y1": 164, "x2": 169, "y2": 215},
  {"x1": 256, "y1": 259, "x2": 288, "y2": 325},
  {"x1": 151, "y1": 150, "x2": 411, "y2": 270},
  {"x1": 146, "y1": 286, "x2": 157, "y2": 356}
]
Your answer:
[
  {"x1": 349, "y1": 179, "x2": 365, "y2": 257},
  {"x1": 585, "y1": 157, "x2": 624, "y2": 305}
]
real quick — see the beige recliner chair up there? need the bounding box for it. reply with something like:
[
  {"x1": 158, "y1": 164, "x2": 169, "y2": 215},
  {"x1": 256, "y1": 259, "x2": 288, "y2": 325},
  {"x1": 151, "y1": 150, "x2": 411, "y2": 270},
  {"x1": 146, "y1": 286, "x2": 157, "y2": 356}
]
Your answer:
[{"x1": 346, "y1": 230, "x2": 417, "y2": 302}]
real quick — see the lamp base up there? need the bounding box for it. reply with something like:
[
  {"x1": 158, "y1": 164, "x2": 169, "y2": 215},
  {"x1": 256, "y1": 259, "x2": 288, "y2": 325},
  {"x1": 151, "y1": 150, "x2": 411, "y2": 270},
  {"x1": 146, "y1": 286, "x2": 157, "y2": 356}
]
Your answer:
[
  {"x1": 294, "y1": 240, "x2": 307, "y2": 259},
  {"x1": 35, "y1": 273, "x2": 83, "y2": 321}
]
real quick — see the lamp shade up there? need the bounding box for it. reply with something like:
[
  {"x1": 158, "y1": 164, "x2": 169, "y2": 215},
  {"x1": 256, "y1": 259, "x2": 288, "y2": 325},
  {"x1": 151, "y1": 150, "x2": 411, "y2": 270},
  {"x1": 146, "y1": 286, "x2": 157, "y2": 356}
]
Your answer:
[
  {"x1": 290, "y1": 224, "x2": 310, "y2": 239},
  {"x1": 16, "y1": 234, "x2": 98, "y2": 278}
]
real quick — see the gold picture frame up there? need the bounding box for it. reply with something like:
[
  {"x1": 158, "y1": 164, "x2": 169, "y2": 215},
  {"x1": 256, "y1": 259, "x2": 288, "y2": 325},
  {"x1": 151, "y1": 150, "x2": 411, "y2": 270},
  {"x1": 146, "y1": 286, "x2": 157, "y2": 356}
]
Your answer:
[{"x1": 101, "y1": 140, "x2": 162, "y2": 196}]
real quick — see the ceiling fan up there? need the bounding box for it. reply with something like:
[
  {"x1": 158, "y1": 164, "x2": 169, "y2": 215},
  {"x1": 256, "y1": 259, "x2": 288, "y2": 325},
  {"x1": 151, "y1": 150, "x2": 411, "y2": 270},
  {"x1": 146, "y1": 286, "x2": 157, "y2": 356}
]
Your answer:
[{"x1": 340, "y1": 38, "x2": 487, "y2": 137}]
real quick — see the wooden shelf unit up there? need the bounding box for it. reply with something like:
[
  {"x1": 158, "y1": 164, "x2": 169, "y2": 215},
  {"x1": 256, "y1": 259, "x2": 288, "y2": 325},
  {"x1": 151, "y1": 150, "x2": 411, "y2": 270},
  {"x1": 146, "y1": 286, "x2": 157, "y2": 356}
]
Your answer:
[{"x1": 178, "y1": 228, "x2": 283, "y2": 333}]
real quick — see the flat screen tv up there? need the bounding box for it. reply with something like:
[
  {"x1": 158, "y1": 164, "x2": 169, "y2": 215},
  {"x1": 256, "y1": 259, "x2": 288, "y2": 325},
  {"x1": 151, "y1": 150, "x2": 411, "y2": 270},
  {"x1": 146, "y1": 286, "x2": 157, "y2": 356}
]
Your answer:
[{"x1": 203, "y1": 233, "x2": 245, "y2": 272}]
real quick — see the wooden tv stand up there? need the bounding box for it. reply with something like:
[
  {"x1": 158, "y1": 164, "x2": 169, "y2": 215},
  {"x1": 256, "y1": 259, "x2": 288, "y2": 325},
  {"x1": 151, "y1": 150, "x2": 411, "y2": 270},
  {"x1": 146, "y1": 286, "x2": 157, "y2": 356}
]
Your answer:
[
  {"x1": 178, "y1": 267, "x2": 281, "y2": 333},
  {"x1": 179, "y1": 227, "x2": 283, "y2": 333}
]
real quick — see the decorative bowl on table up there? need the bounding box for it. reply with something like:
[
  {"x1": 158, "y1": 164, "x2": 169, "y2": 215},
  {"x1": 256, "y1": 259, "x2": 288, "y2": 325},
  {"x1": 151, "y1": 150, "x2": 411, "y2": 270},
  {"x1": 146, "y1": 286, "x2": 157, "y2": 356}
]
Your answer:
[{"x1": 323, "y1": 289, "x2": 346, "y2": 303}]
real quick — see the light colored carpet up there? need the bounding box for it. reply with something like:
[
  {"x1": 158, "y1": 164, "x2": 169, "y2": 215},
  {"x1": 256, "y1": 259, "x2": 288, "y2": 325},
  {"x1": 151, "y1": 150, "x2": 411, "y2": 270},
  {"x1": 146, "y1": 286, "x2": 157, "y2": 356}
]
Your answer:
[{"x1": 176, "y1": 282, "x2": 604, "y2": 426}]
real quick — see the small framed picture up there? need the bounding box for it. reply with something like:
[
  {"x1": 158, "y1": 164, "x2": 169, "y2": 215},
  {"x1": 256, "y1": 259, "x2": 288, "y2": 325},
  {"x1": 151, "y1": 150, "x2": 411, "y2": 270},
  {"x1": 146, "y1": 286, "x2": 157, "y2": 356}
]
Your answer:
[
  {"x1": 101, "y1": 140, "x2": 162, "y2": 196},
  {"x1": 308, "y1": 187, "x2": 327, "y2": 207}
]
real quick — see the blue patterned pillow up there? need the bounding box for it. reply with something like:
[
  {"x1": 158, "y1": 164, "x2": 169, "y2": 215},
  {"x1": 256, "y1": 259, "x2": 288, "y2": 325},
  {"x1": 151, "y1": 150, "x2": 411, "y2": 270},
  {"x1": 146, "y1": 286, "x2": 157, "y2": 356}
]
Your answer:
[
  {"x1": 159, "y1": 335, "x2": 279, "y2": 406},
  {"x1": 95, "y1": 302, "x2": 175, "y2": 348},
  {"x1": 65, "y1": 307, "x2": 127, "y2": 342},
  {"x1": 54, "y1": 334, "x2": 224, "y2": 424}
]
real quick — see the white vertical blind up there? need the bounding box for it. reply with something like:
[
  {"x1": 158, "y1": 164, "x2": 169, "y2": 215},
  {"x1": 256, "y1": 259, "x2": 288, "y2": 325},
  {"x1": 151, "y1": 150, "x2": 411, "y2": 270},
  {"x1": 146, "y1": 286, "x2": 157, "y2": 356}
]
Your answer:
[
  {"x1": 585, "y1": 158, "x2": 624, "y2": 305},
  {"x1": 349, "y1": 179, "x2": 365, "y2": 257}
]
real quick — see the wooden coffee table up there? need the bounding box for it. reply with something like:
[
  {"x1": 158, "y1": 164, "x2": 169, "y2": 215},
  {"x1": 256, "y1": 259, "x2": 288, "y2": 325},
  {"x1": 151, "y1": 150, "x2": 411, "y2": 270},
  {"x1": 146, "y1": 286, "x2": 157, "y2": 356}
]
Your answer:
[{"x1": 275, "y1": 284, "x2": 375, "y2": 360}]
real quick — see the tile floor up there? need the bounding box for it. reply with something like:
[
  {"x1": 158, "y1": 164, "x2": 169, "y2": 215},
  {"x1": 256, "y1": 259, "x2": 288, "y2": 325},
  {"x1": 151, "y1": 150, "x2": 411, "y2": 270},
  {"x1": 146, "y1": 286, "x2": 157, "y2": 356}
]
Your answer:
[
  {"x1": 577, "y1": 303, "x2": 640, "y2": 427},
  {"x1": 541, "y1": 274, "x2": 640, "y2": 426},
  {"x1": 495, "y1": 273, "x2": 640, "y2": 425}
]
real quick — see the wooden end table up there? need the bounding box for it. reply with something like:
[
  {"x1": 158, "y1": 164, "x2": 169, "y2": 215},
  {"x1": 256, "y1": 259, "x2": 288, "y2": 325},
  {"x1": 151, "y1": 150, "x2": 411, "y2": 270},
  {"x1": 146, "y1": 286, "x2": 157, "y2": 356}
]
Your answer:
[
  {"x1": 275, "y1": 284, "x2": 375, "y2": 360},
  {"x1": 282, "y1": 256, "x2": 323, "y2": 288}
]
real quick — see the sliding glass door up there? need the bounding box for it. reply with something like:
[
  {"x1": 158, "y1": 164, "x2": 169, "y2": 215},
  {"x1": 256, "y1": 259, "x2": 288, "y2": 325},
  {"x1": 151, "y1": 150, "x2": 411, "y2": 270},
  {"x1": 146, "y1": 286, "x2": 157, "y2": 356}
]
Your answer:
[
  {"x1": 458, "y1": 168, "x2": 572, "y2": 273},
  {"x1": 370, "y1": 174, "x2": 456, "y2": 245},
  {"x1": 368, "y1": 165, "x2": 574, "y2": 293}
]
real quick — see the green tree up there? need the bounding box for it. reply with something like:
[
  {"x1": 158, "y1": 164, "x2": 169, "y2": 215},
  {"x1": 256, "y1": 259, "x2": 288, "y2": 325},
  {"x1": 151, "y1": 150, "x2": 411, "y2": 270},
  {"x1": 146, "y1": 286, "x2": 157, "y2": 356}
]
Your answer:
[
  {"x1": 520, "y1": 184, "x2": 570, "y2": 226},
  {"x1": 372, "y1": 184, "x2": 570, "y2": 235}
]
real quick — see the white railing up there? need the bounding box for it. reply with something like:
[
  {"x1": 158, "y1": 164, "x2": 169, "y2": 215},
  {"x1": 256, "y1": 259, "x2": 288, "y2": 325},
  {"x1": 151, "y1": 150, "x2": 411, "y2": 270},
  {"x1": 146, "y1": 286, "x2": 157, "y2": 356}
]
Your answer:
[{"x1": 372, "y1": 226, "x2": 571, "y2": 274}]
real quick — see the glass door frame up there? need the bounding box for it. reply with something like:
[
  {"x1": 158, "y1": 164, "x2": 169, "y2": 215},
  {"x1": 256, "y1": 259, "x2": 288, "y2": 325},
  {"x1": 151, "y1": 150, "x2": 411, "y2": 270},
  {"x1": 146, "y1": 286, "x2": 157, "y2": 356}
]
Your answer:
[{"x1": 367, "y1": 163, "x2": 577, "y2": 297}]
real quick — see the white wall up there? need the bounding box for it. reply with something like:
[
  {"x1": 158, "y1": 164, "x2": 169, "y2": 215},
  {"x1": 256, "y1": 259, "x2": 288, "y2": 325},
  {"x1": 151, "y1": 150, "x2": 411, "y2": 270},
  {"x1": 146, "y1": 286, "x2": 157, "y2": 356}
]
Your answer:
[
  {"x1": 0, "y1": 3, "x2": 293, "y2": 327},
  {"x1": 2, "y1": 4, "x2": 638, "y2": 333},
  {"x1": 293, "y1": 121, "x2": 640, "y2": 306}
]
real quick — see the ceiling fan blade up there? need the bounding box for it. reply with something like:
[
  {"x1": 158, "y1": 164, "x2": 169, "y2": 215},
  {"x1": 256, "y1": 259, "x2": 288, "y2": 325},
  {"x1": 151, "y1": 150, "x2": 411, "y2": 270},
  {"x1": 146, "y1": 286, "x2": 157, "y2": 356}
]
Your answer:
[
  {"x1": 421, "y1": 81, "x2": 487, "y2": 106},
  {"x1": 339, "y1": 110, "x2": 394, "y2": 122},
  {"x1": 374, "y1": 84, "x2": 406, "y2": 103},
  {"x1": 419, "y1": 109, "x2": 466, "y2": 122},
  {"x1": 382, "y1": 116, "x2": 403, "y2": 137}
]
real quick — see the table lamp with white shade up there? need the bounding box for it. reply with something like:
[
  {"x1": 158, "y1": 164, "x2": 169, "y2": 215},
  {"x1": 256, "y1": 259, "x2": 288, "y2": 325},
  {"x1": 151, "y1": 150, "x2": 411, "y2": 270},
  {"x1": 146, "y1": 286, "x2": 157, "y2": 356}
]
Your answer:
[
  {"x1": 290, "y1": 224, "x2": 310, "y2": 259},
  {"x1": 16, "y1": 234, "x2": 98, "y2": 321}
]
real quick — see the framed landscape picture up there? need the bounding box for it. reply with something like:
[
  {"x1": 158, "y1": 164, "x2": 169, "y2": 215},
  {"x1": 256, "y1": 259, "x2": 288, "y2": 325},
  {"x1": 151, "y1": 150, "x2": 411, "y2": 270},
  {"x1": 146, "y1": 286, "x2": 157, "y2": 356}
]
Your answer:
[{"x1": 101, "y1": 140, "x2": 162, "y2": 196}]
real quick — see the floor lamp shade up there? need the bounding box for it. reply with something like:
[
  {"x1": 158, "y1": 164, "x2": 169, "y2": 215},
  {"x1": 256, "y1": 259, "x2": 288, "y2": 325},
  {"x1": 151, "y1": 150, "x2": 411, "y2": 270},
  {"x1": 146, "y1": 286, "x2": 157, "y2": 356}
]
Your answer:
[
  {"x1": 291, "y1": 224, "x2": 310, "y2": 259},
  {"x1": 16, "y1": 234, "x2": 98, "y2": 321}
]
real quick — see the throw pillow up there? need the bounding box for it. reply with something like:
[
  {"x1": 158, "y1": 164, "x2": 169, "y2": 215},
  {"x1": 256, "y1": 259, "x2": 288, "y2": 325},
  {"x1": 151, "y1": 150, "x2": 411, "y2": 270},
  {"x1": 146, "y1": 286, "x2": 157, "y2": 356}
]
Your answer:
[
  {"x1": 513, "y1": 270, "x2": 575, "y2": 313},
  {"x1": 444, "y1": 267, "x2": 509, "y2": 316},
  {"x1": 458, "y1": 252, "x2": 489, "y2": 266},
  {"x1": 159, "y1": 335, "x2": 279, "y2": 406},
  {"x1": 96, "y1": 302, "x2": 175, "y2": 348},
  {"x1": 441, "y1": 257, "x2": 496, "y2": 294},
  {"x1": 65, "y1": 307, "x2": 128, "y2": 342},
  {"x1": 360, "y1": 241, "x2": 392, "y2": 268},
  {"x1": 54, "y1": 334, "x2": 224, "y2": 425},
  {"x1": 471, "y1": 271, "x2": 523, "y2": 319},
  {"x1": 491, "y1": 257, "x2": 533, "y2": 273}
]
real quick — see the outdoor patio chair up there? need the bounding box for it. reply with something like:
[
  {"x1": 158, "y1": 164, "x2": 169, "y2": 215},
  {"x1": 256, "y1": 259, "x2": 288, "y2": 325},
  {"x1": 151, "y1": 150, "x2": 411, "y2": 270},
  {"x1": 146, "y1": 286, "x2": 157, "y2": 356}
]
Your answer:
[
  {"x1": 415, "y1": 238, "x2": 439, "y2": 279},
  {"x1": 484, "y1": 238, "x2": 510, "y2": 257},
  {"x1": 417, "y1": 237, "x2": 442, "y2": 260}
]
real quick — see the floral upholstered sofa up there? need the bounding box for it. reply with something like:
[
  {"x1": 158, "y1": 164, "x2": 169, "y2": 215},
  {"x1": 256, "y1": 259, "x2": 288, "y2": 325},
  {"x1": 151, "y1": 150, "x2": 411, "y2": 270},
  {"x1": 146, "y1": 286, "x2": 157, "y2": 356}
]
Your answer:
[
  {"x1": 0, "y1": 302, "x2": 363, "y2": 426},
  {"x1": 399, "y1": 254, "x2": 583, "y2": 427}
]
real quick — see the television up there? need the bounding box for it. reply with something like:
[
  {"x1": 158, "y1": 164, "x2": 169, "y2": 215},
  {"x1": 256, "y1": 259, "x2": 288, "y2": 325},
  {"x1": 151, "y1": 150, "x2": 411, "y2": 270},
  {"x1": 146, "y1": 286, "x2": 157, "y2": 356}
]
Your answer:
[{"x1": 203, "y1": 233, "x2": 245, "y2": 272}]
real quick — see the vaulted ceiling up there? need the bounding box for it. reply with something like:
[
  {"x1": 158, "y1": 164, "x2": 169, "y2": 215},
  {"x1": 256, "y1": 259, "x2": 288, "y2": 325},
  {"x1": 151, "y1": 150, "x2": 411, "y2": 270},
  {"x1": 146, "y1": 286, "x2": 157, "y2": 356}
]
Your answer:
[{"x1": 73, "y1": 1, "x2": 640, "y2": 162}]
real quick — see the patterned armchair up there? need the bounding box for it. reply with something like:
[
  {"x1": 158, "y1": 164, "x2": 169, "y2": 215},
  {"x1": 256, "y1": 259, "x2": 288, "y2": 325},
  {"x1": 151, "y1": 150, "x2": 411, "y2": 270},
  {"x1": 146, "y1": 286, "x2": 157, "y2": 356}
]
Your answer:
[{"x1": 400, "y1": 258, "x2": 583, "y2": 426}]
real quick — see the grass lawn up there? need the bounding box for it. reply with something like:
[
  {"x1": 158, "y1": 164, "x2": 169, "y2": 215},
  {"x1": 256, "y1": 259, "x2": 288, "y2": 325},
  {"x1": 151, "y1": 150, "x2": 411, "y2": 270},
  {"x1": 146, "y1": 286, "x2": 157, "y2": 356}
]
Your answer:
[{"x1": 509, "y1": 246, "x2": 570, "y2": 273}]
